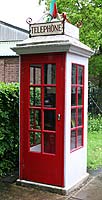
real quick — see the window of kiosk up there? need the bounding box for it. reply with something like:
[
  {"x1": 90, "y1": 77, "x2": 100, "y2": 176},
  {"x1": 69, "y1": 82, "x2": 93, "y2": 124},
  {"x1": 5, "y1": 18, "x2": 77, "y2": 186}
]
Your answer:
[
  {"x1": 71, "y1": 64, "x2": 84, "y2": 152},
  {"x1": 29, "y1": 64, "x2": 56, "y2": 154}
]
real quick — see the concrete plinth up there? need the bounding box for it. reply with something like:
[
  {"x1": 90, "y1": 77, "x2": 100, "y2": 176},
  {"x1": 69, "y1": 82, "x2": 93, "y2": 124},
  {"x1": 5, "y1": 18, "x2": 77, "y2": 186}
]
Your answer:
[{"x1": 16, "y1": 173, "x2": 89, "y2": 196}]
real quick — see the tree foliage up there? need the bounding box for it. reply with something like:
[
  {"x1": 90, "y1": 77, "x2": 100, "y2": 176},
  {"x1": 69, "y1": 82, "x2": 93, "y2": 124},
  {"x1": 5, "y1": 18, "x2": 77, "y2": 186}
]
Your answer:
[
  {"x1": 40, "y1": 0, "x2": 102, "y2": 86},
  {"x1": 41, "y1": 0, "x2": 102, "y2": 51},
  {"x1": 89, "y1": 53, "x2": 102, "y2": 87}
]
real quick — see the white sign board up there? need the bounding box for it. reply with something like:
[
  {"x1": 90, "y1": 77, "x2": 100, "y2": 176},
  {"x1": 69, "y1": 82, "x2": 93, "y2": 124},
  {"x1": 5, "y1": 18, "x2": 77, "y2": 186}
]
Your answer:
[{"x1": 30, "y1": 21, "x2": 64, "y2": 37}]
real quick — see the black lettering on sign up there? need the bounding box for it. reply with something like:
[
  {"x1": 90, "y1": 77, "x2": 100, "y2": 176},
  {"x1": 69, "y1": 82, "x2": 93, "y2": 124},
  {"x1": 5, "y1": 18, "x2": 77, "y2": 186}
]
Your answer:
[{"x1": 30, "y1": 21, "x2": 64, "y2": 37}]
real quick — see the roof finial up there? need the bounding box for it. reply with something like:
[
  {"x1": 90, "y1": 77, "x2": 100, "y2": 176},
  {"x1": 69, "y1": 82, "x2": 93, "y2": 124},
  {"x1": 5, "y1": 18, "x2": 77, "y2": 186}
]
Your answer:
[
  {"x1": 50, "y1": 0, "x2": 57, "y2": 17},
  {"x1": 47, "y1": 0, "x2": 58, "y2": 22}
]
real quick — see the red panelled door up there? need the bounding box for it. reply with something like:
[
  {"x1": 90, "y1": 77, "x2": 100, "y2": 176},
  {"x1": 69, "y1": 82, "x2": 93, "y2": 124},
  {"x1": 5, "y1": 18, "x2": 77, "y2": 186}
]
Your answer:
[{"x1": 20, "y1": 53, "x2": 65, "y2": 187}]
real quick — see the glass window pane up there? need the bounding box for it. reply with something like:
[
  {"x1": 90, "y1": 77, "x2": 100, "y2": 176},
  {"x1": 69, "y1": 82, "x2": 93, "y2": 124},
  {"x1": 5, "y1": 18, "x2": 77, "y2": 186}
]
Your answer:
[
  {"x1": 71, "y1": 130, "x2": 76, "y2": 150},
  {"x1": 71, "y1": 109, "x2": 76, "y2": 128},
  {"x1": 78, "y1": 87, "x2": 82, "y2": 105},
  {"x1": 30, "y1": 65, "x2": 41, "y2": 84},
  {"x1": 30, "y1": 87, "x2": 41, "y2": 106},
  {"x1": 71, "y1": 87, "x2": 76, "y2": 106},
  {"x1": 30, "y1": 132, "x2": 41, "y2": 152},
  {"x1": 78, "y1": 66, "x2": 83, "y2": 85},
  {"x1": 44, "y1": 64, "x2": 56, "y2": 84},
  {"x1": 44, "y1": 133, "x2": 56, "y2": 154},
  {"x1": 44, "y1": 110, "x2": 56, "y2": 130},
  {"x1": 72, "y1": 64, "x2": 76, "y2": 84},
  {"x1": 78, "y1": 108, "x2": 82, "y2": 126},
  {"x1": 44, "y1": 87, "x2": 56, "y2": 108},
  {"x1": 30, "y1": 109, "x2": 41, "y2": 130},
  {"x1": 78, "y1": 128, "x2": 83, "y2": 146}
]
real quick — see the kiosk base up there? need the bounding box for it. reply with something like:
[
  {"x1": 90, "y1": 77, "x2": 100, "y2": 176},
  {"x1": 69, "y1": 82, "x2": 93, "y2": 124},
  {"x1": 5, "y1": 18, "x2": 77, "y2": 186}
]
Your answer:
[{"x1": 16, "y1": 173, "x2": 89, "y2": 195}]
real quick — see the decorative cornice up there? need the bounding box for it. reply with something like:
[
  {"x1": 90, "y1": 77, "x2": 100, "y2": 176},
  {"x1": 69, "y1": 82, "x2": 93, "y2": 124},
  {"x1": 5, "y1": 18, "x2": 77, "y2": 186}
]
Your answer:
[{"x1": 11, "y1": 37, "x2": 94, "y2": 58}]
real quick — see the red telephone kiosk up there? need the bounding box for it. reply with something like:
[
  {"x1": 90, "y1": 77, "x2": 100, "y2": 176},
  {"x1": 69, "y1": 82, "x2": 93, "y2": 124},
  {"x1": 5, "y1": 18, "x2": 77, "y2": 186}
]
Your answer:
[{"x1": 12, "y1": 18, "x2": 93, "y2": 193}]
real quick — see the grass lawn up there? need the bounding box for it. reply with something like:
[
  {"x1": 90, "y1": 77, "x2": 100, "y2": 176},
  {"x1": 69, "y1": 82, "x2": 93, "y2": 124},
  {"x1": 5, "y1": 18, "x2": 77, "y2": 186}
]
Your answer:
[{"x1": 87, "y1": 114, "x2": 102, "y2": 169}]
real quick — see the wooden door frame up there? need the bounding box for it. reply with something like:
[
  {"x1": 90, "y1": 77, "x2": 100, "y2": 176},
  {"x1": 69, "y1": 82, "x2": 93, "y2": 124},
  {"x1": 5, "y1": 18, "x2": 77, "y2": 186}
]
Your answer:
[{"x1": 19, "y1": 53, "x2": 66, "y2": 187}]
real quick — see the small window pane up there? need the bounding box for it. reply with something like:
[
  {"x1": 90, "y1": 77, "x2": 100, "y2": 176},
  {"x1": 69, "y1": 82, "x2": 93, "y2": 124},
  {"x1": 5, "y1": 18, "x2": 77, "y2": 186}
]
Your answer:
[
  {"x1": 71, "y1": 87, "x2": 76, "y2": 106},
  {"x1": 30, "y1": 65, "x2": 41, "y2": 84},
  {"x1": 78, "y1": 66, "x2": 83, "y2": 85},
  {"x1": 44, "y1": 87, "x2": 56, "y2": 107},
  {"x1": 72, "y1": 64, "x2": 76, "y2": 84},
  {"x1": 30, "y1": 109, "x2": 41, "y2": 130},
  {"x1": 78, "y1": 108, "x2": 82, "y2": 126},
  {"x1": 44, "y1": 133, "x2": 56, "y2": 154},
  {"x1": 30, "y1": 132, "x2": 41, "y2": 152},
  {"x1": 44, "y1": 64, "x2": 56, "y2": 84},
  {"x1": 30, "y1": 87, "x2": 41, "y2": 106},
  {"x1": 44, "y1": 110, "x2": 56, "y2": 130},
  {"x1": 71, "y1": 109, "x2": 76, "y2": 128},
  {"x1": 78, "y1": 128, "x2": 83, "y2": 146},
  {"x1": 71, "y1": 130, "x2": 76, "y2": 150},
  {"x1": 78, "y1": 87, "x2": 82, "y2": 105}
]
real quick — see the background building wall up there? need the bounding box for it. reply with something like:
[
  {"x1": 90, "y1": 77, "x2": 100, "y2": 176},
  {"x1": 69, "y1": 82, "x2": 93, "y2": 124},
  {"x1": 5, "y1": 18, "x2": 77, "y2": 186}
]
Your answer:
[
  {"x1": 0, "y1": 21, "x2": 29, "y2": 83},
  {"x1": 0, "y1": 56, "x2": 19, "y2": 82},
  {"x1": 0, "y1": 59, "x2": 5, "y2": 82}
]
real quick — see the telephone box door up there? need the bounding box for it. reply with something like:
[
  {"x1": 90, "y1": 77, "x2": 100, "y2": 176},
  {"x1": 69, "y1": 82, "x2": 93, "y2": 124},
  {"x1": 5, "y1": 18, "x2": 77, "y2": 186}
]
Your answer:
[{"x1": 20, "y1": 53, "x2": 65, "y2": 187}]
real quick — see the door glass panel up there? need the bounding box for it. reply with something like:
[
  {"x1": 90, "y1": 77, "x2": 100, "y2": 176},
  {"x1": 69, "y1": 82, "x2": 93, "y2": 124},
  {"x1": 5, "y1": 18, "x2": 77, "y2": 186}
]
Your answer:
[
  {"x1": 30, "y1": 109, "x2": 41, "y2": 130},
  {"x1": 44, "y1": 87, "x2": 56, "y2": 108},
  {"x1": 71, "y1": 130, "x2": 76, "y2": 150},
  {"x1": 78, "y1": 128, "x2": 82, "y2": 146},
  {"x1": 30, "y1": 87, "x2": 41, "y2": 106},
  {"x1": 29, "y1": 62, "x2": 57, "y2": 154},
  {"x1": 30, "y1": 65, "x2": 41, "y2": 84},
  {"x1": 78, "y1": 87, "x2": 82, "y2": 105},
  {"x1": 44, "y1": 133, "x2": 56, "y2": 154},
  {"x1": 44, "y1": 110, "x2": 56, "y2": 130},
  {"x1": 71, "y1": 109, "x2": 76, "y2": 128},
  {"x1": 72, "y1": 64, "x2": 76, "y2": 84},
  {"x1": 30, "y1": 132, "x2": 41, "y2": 152},
  {"x1": 78, "y1": 108, "x2": 82, "y2": 126},
  {"x1": 44, "y1": 64, "x2": 56, "y2": 84},
  {"x1": 78, "y1": 66, "x2": 83, "y2": 85},
  {"x1": 71, "y1": 87, "x2": 76, "y2": 106}
]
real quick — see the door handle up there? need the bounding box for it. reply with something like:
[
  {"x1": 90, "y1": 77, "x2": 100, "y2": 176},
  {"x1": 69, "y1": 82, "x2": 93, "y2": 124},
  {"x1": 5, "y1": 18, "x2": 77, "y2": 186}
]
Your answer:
[{"x1": 57, "y1": 114, "x2": 61, "y2": 121}]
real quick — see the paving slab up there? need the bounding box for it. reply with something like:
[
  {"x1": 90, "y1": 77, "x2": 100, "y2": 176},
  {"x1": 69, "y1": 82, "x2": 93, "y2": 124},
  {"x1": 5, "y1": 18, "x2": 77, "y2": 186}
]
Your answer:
[
  {"x1": 0, "y1": 182, "x2": 69, "y2": 200},
  {"x1": 0, "y1": 172, "x2": 102, "y2": 200},
  {"x1": 72, "y1": 173, "x2": 102, "y2": 200}
]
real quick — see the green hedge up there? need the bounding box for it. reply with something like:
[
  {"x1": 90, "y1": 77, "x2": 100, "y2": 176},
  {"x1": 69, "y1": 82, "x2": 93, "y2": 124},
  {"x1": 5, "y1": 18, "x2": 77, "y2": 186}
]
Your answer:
[{"x1": 0, "y1": 83, "x2": 19, "y2": 176}]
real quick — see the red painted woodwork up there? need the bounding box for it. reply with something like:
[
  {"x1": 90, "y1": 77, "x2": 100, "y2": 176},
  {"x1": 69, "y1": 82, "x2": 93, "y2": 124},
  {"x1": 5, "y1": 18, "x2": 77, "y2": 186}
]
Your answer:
[
  {"x1": 71, "y1": 63, "x2": 84, "y2": 152},
  {"x1": 20, "y1": 53, "x2": 65, "y2": 187}
]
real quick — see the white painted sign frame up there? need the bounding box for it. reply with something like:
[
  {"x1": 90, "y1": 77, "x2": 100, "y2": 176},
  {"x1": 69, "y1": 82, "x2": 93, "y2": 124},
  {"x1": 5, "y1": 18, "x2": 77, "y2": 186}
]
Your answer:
[{"x1": 30, "y1": 21, "x2": 64, "y2": 37}]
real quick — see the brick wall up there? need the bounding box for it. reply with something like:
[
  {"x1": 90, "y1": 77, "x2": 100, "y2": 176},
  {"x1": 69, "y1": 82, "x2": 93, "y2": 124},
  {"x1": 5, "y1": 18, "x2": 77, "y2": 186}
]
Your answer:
[
  {"x1": 0, "y1": 56, "x2": 19, "y2": 82},
  {"x1": 0, "y1": 59, "x2": 5, "y2": 81}
]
